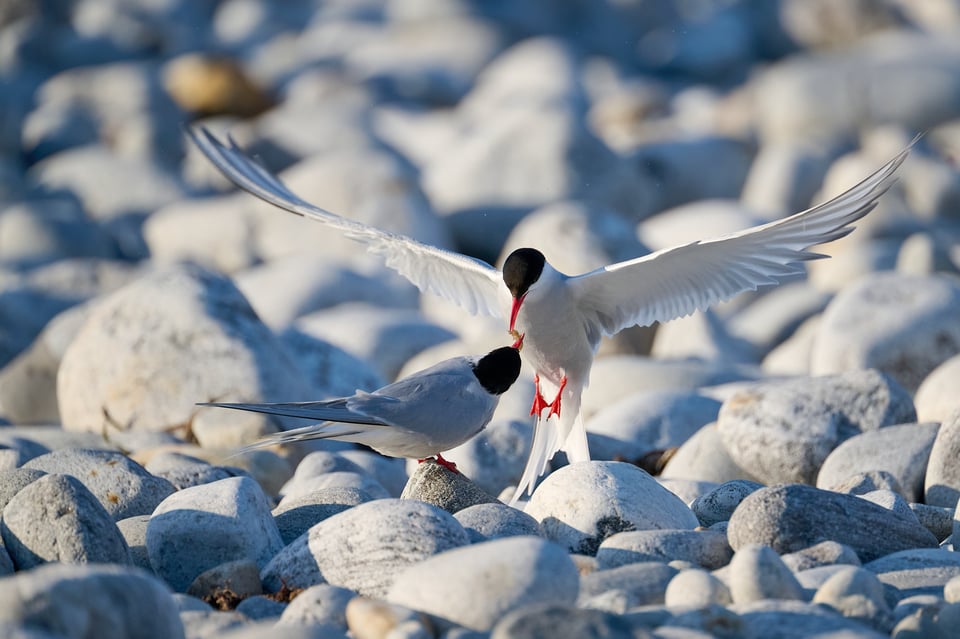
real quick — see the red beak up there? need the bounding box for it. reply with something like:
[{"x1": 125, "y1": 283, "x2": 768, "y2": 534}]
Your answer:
[{"x1": 509, "y1": 294, "x2": 525, "y2": 332}]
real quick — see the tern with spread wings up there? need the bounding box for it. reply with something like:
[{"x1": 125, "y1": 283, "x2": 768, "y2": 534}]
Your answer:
[{"x1": 189, "y1": 127, "x2": 909, "y2": 500}]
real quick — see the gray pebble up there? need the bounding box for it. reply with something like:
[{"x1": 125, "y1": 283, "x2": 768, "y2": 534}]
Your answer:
[
  {"x1": 781, "y1": 541, "x2": 862, "y2": 573},
  {"x1": 273, "y1": 487, "x2": 374, "y2": 545},
  {"x1": 915, "y1": 353, "x2": 960, "y2": 423},
  {"x1": 436, "y1": 419, "x2": 533, "y2": 497},
  {"x1": 810, "y1": 272, "x2": 960, "y2": 393},
  {"x1": 0, "y1": 563, "x2": 184, "y2": 639},
  {"x1": 1, "y1": 473, "x2": 130, "y2": 569},
  {"x1": 664, "y1": 569, "x2": 732, "y2": 608},
  {"x1": 116, "y1": 515, "x2": 152, "y2": 573},
  {"x1": 186, "y1": 559, "x2": 262, "y2": 601},
  {"x1": 690, "y1": 479, "x2": 763, "y2": 527},
  {"x1": 490, "y1": 603, "x2": 636, "y2": 639},
  {"x1": 400, "y1": 458, "x2": 499, "y2": 514},
  {"x1": 718, "y1": 369, "x2": 916, "y2": 484},
  {"x1": 523, "y1": 461, "x2": 698, "y2": 555},
  {"x1": 24, "y1": 448, "x2": 175, "y2": 520},
  {"x1": 220, "y1": 621, "x2": 349, "y2": 639},
  {"x1": 728, "y1": 484, "x2": 937, "y2": 562},
  {"x1": 234, "y1": 595, "x2": 286, "y2": 620},
  {"x1": 728, "y1": 544, "x2": 805, "y2": 604},
  {"x1": 864, "y1": 548, "x2": 960, "y2": 600},
  {"x1": 826, "y1": 470, "x2": 905, "y2": 497},
  {"x1": 925, "y1": 409, "x2": 960, "y2": 508},
  {"x1": 660, "y1": 423, "x2": 758, "y2": 484},
  {"x1": 281, "y1": 471, "x2": 391, "y2": 501},
  {"x1": 596, "y1": 529, "x2": 732, "y2": 570},
  {"x1": 816, "y1": 422, "x2": 940, "y2": 502},
  {"x1": 278, "y1": 584, "x2": 355, "y2": 630},
  {"x1": 336, "y1": 450, "x2": 408, "y2": 498},
  {"x1": 735, "y1": 599, "x2": 888, "y2": 639},
  {"x1": 578, "y1": 562, "x2": 678, "y2": 609},
  {"x1": 812, "y1": 565, "x2": 894, "y2": 632},
  {"x1": 387, "y1": 536, "x2": 579, "y2": 631},
  {"x1": 261, "y1": 499, "x2": 468, "y2": 597},
  {"x1": 0, "y1": 467, "x2": 46, "y2": 511},
  {"x1": 454, "y1": 502, "x2": 543, "y2": 543},
  {"x1": 147, "y1": 476, "x2": 284, "y2": 592},
  {"x1": 144, "y1": 452, "x2": 235, "y2": 490},
  {"x1": 910, "y1": 503, "x2": 955, "y2": 543},
  {"x1": 858, "y1": 489, "x2": 919, "y2": 523}
]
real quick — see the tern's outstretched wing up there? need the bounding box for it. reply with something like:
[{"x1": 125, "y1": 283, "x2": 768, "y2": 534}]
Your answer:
[
  {"x1": 188, "y1": 127, "x2": 504, "y2": 318},
  {"x1": 570, "y1": 145, "x2": 910, "y2": 339}
]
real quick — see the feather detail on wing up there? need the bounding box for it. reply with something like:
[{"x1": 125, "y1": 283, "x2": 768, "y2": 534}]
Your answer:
[
  {"x1": 187, "y1": 127, "x2": 504, "y2": 318},
  {"x1": 570, "y1": 144, "x2": 910, "y2": 337}
]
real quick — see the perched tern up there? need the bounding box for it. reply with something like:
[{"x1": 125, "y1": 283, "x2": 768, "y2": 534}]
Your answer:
[
  {"x1": 202, "y1": 346, "x2": 521, "y2": 467},
  {"x1": 189, "y1": 127, "x2": 909, "y2": 500}
]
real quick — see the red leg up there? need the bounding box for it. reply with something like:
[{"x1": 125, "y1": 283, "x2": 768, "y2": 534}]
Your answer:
[
  {"x1": 529, "y1": 374, "x2": 549, "y2": 417},
  {"x1": 547, "y1": 375, "x2": 568, "y2": 418}
]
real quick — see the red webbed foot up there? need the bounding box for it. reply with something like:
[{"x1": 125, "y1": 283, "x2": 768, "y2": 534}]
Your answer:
[
  {"x1": 529, "y1": 374, "x2": 549, "y2": 417},
  {"x1": 546, "y1": 375, "x2": 568, "y2": 418},
  {"x1": 423, "y1": 453, "x2": 459, "y2": 473}
]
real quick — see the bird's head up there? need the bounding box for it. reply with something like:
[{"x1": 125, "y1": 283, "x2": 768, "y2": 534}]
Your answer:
[
  {"x1": 472, "y1": 346, "x2": 522, "y2": 395},
  {"x1": 502, "y1": 248, "x2": 545, "y2": 339}
]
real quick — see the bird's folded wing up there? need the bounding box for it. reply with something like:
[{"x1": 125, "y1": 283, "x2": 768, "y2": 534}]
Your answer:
[
  {"x1": 188, "y1": 127, "x2": 504, "y2": 318},
  {"x1": 198, "y1": 400, "x2": 389, "y2": 426},
  {"x1": 569, "y1": 144, "x2": 910, "y2": 338}
]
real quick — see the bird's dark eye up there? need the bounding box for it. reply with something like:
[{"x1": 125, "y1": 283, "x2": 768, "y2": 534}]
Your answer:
[{"x1": 502, "y1": 248, "x2": 545, "y2": 298}]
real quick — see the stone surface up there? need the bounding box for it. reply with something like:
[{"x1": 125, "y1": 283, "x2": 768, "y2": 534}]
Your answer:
[
  {"x1": 261, "y1": 499, "x2": 468, "y2": 597},
  {"x1": 664, "y1": 569, "x2": 732, "y2": 608},
  {"x1": 523, "y1": 461, "x2": 699, "y2": 555},
  {"x1": 728, "y1": 484, "x2": 938, "y2": 562},
  {"x1": 690, "y1": 480, "x2": 763, "y2": 527},
  {"x1": 781, "y1": 541, "x2": 862, "y2": 573},
  {"x1": 57, "y1": 264, "x2": 314, "y2": 443},
  {"x1": 24, "y1": 448, "x2": 175, "y2": 520},
  {"x1": 826, "y1": 470, "x2": 904, "y2": 497},
  {"x1": 812, "y1": 565, "x2": 893, "y2": 631},
  {"x1": 387, "y1": 536, "x2": 579, "y2": 631},
  {"x1": 400, "y1": 458, "x2": 499, "y2": 514},
  {"x1": 454, "y1": 503, "x2": 543, "y2": 543},
  {"x1": 273, "y1": 487, "x2": 374, "y2": 546},
  {"x1": 810, "y1": 272, "x2": 960, "y2": 393},
  {"x1": 915, "y1": 353, "x2": 960, "y2": 423},
  {"x1": 278, "y1": 584, "x2": 355, "y2": 630},
  {"x1": 735, "y1": 599, "x2": 889, "y2": 639},
  {"x1": 187, "y1": 559, "x2": 262, "y2": 601},
  {"x1": 147, "y1": 477, "x2": 285, "y2": 592},
  {"x1": 728, "y1": 544, "x2": 806, "y2": 604},
  {"x1": 660, "y1": 422, "x2": 758, "y2": 484},
  {"x1": 116, "y1": 515, "x2": 152, "y2": 573},
  {"x1": 865, "y1": 548, "x2": 960, "y2": 599},
  {"x1": 490, "y1": 604, "x2": 636, "y2": 639},
  {"x1": 578, "y1": 561, "x2": 678, "y2": 611},
  {"x1": 816, "y1": 422, "x2": 940, "y2": 502},
  {"x1": 925, "y1": 409, "x2": 960, "y2": 508},
  {"x1": 596, "y1": 529, "x2": 732, "y2": 570},
  {"x1": 437, "y1": 419, "x2": 534, "y2": 497},
  {"x1": 0, "y1": 563, "x2": 184, "y2": 639},
  {"x1": 717, "y1": 370, "x2": 916, "y2": 484},
  {"x1": 1, "y1": 473, "x2": 130, "y2": 569}
]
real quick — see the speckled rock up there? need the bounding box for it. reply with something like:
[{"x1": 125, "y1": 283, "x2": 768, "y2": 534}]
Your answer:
[
  {"x1": 728, "y1": 484, "x2": 938, "y2": 562},
  {"x1": 436, "y1": 419, "x2": 534, "y2": 497},
  {"x1": 1, "y1": 473, "x2": 130, "y2": 570},
  {"x1": 0, "y1": 563, "x2": 184, "y2": 639},
  {"x1": 816, "y1": 422, "x2": 940, "y2": 502},
  {"x1": 717, "y1": 370, "x2": 916, "y2": 484},
  {"x1": 0, "y1": 467, "x2": 47, "y2": 512},
  {"x1": 387, "y1": 536, "x2": 579, "y2": 631},
  {"x1": 691, "y1": 480, "x2": 764, "y2": 527},
  {"x1": 523, "y1": 461, "x2": 698, "y2": 555},
  {"x1": 810, "y1": 272, "x2": 960, "y2": 393},
  {"x1": 260, "y1": 499, "x2": 469, "y2": 597},
  {"x1": 596, "y1": 529, "x2": 732, "y2": 570},
  {"x1": 24, "y1": 448, "x2": 175, "y2": 520},
  {"x1": 147, "y1": 477, "x2": 284, "y2": 592},
  {"x1": 454, "y1": 502, "x2": 543, "y2": 543},
  {"x1": 400, "y1": 458, "x2": 500, "y2": 514}
]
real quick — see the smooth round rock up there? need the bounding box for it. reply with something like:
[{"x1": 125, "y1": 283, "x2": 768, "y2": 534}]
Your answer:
[
  {"x1": 24, "y1": 448, "x2": 175, "y2": 520},
  {"x1": 387, "y1": 536, "x2": 579, "y2": 631},
  {"x1": 596, "y1": 529, "x2": 732, "y2": 570},
  {"x1": 781, "y1": 541, "x2": 862, "y2": 572},
  {"x1": 660, "y1": 422, "x2": 758, "y2": 484},
  {"x1": 815, "y1": 422, "x2": 940, "y2": 503},
  {"x1": 0, "y1": 563, "x2": 184, "y2": 639},
  {"x1": 116, "y1": 515, "x2": 152, "y2": 573},
  {"x1": 826, "y1": 470, "x2": 905, "y2": 497},
  {"x1": 915, "y1": 353, "x2": 960, "y2": 422},
  {"x1": 810, "y1": 272, "x2": 960, "y2": 393},
  {"x1": 187, "y1": 559, "x2": 262, "y2": 601},
  {"x1": 454, "y1": 502, "x2": 543, "y2": 543},
  {"x1": 925, "y1": 409, "x2": 960, "y2": 508},
  {"x1": 736, "y1": 599, "x2": 889, "y2": 639},
  {"x1": 728, "y1": 544, "x2": 805, "y2": 604},
  {"x1": 812, "y1": 566, "x2": 893, "y2": 631},
  {"x1": 273, "y1": 487, "x2": 374, "y2": 546},
  {"x1": 1, "y1": 473, "x2": 130, "y2": 569},
  {"x1": 57, "y1": 263, "x2": 314, "y2": 441},
  {"x1": 578, "y1": 562, "x2": 678, "y2": 611},
  {"x1": 664, "y1": 569, "x2": 733, "y2": 608},
  {"x1": 524, "y1": 461, "x2": 698, "y2": 555},
  {"x1": 147, "y1": 476, "x2": 285, "y2": 592},
  {"x1": 0, "y1": 467, "x2": 47, "y2": 512},
  {"x1": 691, "y1": 480, "x2": 764, "y2": 527},
  {"x1": 864, "y1": 548, "x2": 960, "y2": 599},
  {"x1": 260, "y1": 499, "x2": 468, "y2": 597},
  {"x1": 728, "y1": 484, "x2": 938, "y2": 562},
  {"x1": 400, "y1": 458, "x2": 499, "y2": 514},
  {"x1": 717, "y1": 370, "x2": 916, "y2": 484},
  {"x1": 278, "y1": 584, "x2": 355, "y2": 630}
]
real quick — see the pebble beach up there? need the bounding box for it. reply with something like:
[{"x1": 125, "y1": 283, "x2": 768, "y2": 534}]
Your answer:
[{"x1": 3, "y1": 1, "x2": 960, "y2": 637}]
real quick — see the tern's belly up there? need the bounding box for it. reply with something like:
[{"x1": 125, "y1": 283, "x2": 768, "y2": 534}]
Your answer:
[{"x1": 516, "y1": 309, "x2": 594, "y2": 386}]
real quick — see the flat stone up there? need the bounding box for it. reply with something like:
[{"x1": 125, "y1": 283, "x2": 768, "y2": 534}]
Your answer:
[
  {"x1": 1, "y1": 473, "x2": 130, "y2": 569},
  {"x1": 400, "y1": 458, "x2": 500, "y2": 514},
  {"x1": 596, "y1": 529, "x2": 732, "y2": 570},
  {"x1": 717, "y1": 370, "x2": 916, "y2": 484},
  {"x1": 0, "y1": 563, "x2": 184, "y2": 639},
  {"x1": 387, "y1": 536, "x2": 579, "y2": 631},
  {"x1": 810, "y1": 272, "x2": 960, "y2": 393},
  {"x1": 261, "y1": 499, "x2": 468, "y2": 597},
  {"x1": 523, "y1": 461, "x2": 698, "y2": 555},
  {"x1": 454, "y1": 502, "x2": 543, "y2": 543},
  {"x1": 816, "y1": 422, "x2": 940, "y2": 502},
  {"x1": 24, "y1": 448, "x2": 175, "y2": 520},
  {"x1": 727, "y1": 484, "x2": 938, "y2": 562},
  {"x1": 147, "y1": 476, "x2": 285, "y2": 592}
]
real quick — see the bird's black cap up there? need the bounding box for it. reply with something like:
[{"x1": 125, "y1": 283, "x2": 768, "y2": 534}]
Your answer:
[
  {"x1": 502, "y1": 248, "x2": 545, "y2": 299},
  {"x1": 473, "y1": 346, "x2": 522, "y2": 395}
]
